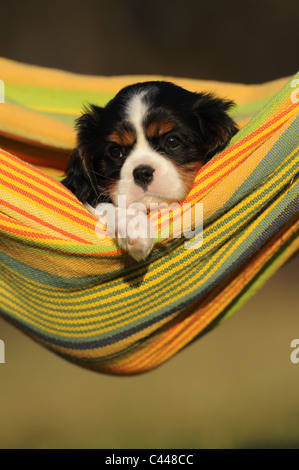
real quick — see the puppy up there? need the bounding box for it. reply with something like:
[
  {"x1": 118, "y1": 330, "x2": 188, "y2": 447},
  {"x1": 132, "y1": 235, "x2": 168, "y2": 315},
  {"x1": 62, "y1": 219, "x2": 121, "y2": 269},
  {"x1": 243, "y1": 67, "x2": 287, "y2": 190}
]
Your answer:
[{"x1": 63, "y1": 81, "x2": 237, "y2": 260}]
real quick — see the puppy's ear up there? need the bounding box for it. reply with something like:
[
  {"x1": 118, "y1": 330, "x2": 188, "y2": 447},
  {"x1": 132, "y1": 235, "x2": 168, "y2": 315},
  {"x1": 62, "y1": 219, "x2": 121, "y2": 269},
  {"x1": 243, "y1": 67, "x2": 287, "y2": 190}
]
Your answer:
[
  {"x1": 193, "y1": 93, "x2": 238, "y2": 162},
  {"x1": 62, "y1": 146, "x2": 98, "y2": 205},
  {"x1": 62, "y1": 105, "x2": 103, "y2": 205}
]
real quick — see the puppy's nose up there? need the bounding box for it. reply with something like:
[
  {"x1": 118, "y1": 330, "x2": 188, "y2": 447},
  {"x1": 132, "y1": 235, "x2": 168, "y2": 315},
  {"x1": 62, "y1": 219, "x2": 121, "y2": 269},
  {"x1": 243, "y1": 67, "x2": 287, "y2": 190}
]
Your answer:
[{"x1": 133, "y1": 165, "x2": 155, "y2": 189}]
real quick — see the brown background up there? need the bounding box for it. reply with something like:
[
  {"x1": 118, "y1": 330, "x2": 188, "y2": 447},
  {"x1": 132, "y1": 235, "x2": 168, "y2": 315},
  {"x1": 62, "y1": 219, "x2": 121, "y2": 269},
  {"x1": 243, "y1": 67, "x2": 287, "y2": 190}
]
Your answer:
[
  {"x1": 0, "y1": 0, "x2": 298, "y2": 449},
  {"x1": 0, "y1": 0, "x2": 298, "y2": 82}
]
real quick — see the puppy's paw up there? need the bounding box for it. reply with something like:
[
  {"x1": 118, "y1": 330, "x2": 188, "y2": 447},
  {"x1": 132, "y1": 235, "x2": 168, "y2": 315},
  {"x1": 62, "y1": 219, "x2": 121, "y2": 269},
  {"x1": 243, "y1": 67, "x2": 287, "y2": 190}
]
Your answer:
[
  {"x1": 118, "y1": 235, "x2": 154, "y2": 261},
  {"x1": 117, "y1": 210, "x2": 155, "y2": 261}
]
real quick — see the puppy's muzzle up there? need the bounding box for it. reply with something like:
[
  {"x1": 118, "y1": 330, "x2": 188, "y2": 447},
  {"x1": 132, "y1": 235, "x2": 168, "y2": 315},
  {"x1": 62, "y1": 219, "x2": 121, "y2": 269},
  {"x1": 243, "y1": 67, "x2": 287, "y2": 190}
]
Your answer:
[{"x1": 133, "y1": 165, "x2": 155, "y2": 190}]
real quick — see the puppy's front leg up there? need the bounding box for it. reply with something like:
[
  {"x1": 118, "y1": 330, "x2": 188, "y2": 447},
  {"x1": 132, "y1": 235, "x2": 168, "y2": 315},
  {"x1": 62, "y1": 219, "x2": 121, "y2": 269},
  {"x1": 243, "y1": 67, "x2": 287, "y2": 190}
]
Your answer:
[{"x1": 94, "y1": 203, "x2": 155, "y2": 261}]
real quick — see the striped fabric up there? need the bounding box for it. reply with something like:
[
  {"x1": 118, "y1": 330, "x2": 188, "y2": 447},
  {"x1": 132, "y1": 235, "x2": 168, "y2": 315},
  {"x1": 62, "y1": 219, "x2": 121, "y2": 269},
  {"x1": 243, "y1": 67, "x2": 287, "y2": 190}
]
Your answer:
[{"x1": 0, "y1": 59, "x2": 298, "y2": 375}]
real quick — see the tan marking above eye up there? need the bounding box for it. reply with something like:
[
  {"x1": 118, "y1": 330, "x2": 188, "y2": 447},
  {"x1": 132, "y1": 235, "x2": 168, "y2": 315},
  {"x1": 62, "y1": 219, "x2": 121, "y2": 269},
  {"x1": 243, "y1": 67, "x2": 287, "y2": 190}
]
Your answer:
[
  {"x1": 108, "y1": 130, "x2": 136, "y2": 147},
  {"x1": 146, "y1": 120, "x2": 175, "y2": 138}
]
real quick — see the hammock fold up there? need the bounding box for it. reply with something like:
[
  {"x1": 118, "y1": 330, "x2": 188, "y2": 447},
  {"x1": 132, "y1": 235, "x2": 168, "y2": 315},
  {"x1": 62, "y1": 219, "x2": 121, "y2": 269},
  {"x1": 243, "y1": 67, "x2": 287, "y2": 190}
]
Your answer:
[{"x1": 0, "y1": 59, "x2": 298, "y2": 375}]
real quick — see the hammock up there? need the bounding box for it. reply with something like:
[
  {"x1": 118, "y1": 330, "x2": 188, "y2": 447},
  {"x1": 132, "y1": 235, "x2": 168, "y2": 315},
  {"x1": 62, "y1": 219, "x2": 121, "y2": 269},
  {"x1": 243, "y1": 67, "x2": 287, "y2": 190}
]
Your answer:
[{"x1": 0, "y1": 58, "x2": 298, "y2": 375}]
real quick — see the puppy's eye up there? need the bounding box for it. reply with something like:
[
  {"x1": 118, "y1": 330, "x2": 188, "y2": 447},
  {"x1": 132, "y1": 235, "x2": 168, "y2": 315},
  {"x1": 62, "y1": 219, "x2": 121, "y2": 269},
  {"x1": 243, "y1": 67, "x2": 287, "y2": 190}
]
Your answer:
[
  {"x1": 165, "y1": 136, "x2": 181, "y2": 149},
  {"x1": 110, "y1": 146, "x2": 123, "y2": 158}
]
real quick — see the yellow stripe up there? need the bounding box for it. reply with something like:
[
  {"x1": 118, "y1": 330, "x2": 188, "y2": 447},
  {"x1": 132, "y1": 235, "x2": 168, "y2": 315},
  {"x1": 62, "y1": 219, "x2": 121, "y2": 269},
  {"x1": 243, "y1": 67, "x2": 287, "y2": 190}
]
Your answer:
[
  {"x1": 0, "y1": 58, "x2": 289, "y2": 104},
  {"x1": 145, "y1": 223, "x2": 299, "y2": 371},
  {"x1": 30, "y1": 105, "x2": 80, "y2": 115},
  {"x1": 0, "y1": 292, "x2": 152, "y2": 336},
  {"x1": 0, "y1": 102, "x2": 75, "y2": 149},
  {"x1": 1, "y1": 169, "x2": 296, "y2": 341},
  {"x1": 1, "y1": 105, "x2": 296, "y2": 247},
  {"x1": 197, "y1": 150, "x2": 298, "y2": 245},
  {"x1": 0, "y1": 182, "x2": 99, "y2": 244},
  {"x1": 0, "y1": 152, "x2": 69, "y2": 189},
  {"x1": 1, "y1": 155, "x2": 297, "y2": 326},
  {"x1": 111, "y1": 221, "x2": 299, "y2": 372},
  {"x1": 0, "y1": 99, "x2": 298, "y2": 302},
  {"x1": 0, "y1": 170, "x2": 94, "y2": 226},
  {"x1": 155, "y1": 107, "x2": 298, "y2": 227},
  {"x1": 1, "y1": 155, "x2": 296, "y2": 338},
  {"x1": 190, "y1": 106, "x2": 299, "y2": 195}
]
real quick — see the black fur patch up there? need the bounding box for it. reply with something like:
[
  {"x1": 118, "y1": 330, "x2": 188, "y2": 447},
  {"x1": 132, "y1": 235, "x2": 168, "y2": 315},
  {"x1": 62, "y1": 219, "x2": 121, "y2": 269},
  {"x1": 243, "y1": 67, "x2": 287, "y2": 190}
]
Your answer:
[{"x1": 62, "y1": 81, "x2": 238, "y2": 205}]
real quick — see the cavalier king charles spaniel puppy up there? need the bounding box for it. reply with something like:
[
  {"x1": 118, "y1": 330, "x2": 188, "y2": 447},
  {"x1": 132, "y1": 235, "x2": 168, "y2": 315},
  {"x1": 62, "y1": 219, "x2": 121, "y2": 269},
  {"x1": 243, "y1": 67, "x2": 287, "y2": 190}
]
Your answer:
[{"x1": 63, "y1": 81, "x2": 237, "y2": 260}]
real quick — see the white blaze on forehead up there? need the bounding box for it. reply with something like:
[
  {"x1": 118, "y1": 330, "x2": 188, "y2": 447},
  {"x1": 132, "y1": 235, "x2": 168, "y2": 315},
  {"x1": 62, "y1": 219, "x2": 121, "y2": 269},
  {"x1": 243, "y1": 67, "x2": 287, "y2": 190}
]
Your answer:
[
  {"x1": 115, "y1": 88, "x2": 185, "y2": 208},
  {"x1": 125, "y1": 90, "x2": 150, "y2": 148}
]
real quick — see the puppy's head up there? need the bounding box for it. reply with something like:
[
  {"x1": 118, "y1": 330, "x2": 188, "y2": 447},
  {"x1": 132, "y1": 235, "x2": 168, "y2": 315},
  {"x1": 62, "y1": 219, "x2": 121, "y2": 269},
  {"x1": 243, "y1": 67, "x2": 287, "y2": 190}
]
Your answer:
[{"x1": 63, "y1": 81, "x2": 238, "y2": 208}]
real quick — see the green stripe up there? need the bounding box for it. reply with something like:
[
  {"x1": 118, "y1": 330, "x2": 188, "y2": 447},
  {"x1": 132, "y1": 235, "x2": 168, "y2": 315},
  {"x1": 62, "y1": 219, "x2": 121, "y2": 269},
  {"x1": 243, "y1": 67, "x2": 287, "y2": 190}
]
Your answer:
[
  {"x1": 5, "y1": 83, "x2": 115, "y2": 113},
  {"x1": 189, "y1": 228, "x2": 299, "y2": 346},
  {"x1": 1, "y1": 150, "x2": 297, "y2": 317},
  {"x1": 0, "y1": 71, "x2": 298, "y2": 366},
  {"x1": 231, "y1": 93, "x2": 277, "y2": 120},
  {"x1": 234, "y1": 72, "x2": 299, "y2": 143},
  {"x1": 1, "y1": 179, "x2": 297, "y2": 342}
]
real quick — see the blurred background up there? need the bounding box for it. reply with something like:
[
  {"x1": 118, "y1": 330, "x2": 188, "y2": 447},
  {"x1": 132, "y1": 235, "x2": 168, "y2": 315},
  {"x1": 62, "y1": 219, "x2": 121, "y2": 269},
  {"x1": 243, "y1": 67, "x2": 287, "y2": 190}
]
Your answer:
[
  {"x1": 0, "y1": 0, "x2": 298, "y2": 82},
  {"x1": 0, "y1": 0, "x2": 298, "y2": 449}
]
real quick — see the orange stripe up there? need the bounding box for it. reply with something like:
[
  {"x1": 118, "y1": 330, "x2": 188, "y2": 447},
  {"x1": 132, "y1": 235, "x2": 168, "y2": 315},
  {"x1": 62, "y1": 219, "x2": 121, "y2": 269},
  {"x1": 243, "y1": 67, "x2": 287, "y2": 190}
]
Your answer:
[
  {"x1": 0, "y1": 214, "x2": 121, "y2": 255},
  {"x1": 0, "y1": 199, "x2": 90, "y2": 243},
  {"x1": 150, "y1": 103, "x2": 298, "y2": 229},
  {"x1": 187, "y1": 122, "x2": 288, "y2": 203},
  {"x1": 0, "y1": 150, "x2": 98, "y2": 225},
  {"x1": 151, "y1": 224, "x2": 299, "y2": 370},
  {"x1": 0, "y1": 176, "x2": 96, "y2": 231},
  {"x1": 115, "y1": 220, "x2": 299, "y2": 372},
  {"x1": 150, "y1": 205, "x2": 182, "y2": 229},
  {"x1": 1, "y1": 152, "x2": 78, "y2": 204},
  {"x1": 0, "y1": 221, "x2": 67, "y2": 241},
  {"x1": 151, "y1": 125, "x2": 275, "y2": 228},
  {"x1": 0, "y1": 148, "x2": 66, "y2": 182},
  {"x1": 0, "y1": 228, "x2": 121, "y2": 256},
  {"x1": 187, "y1": 103, "x2": 298, "y2": 201},
  {"x1": 149, "y1": 224, "x2": 299, "y2": 369},
  {"x1": 0, "y1": 166, "x2": 76, "y2": 212}
]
